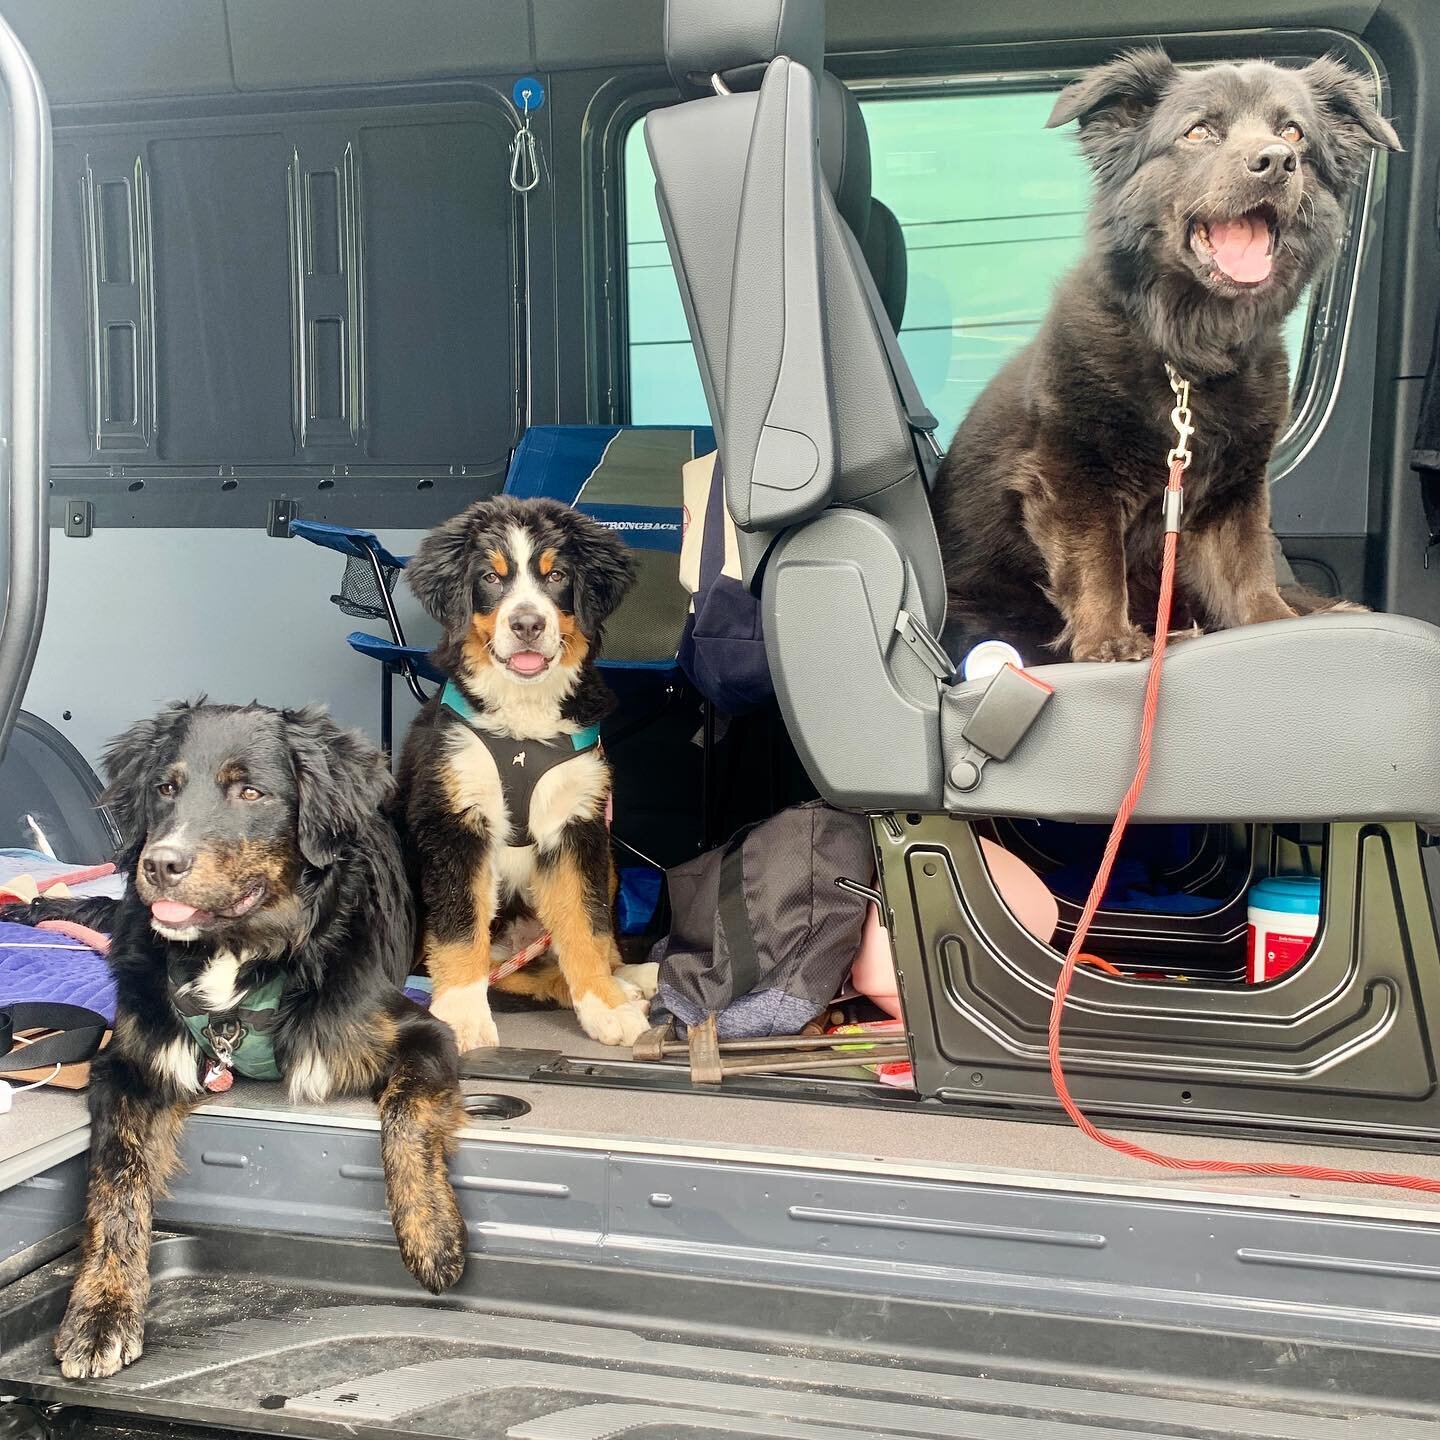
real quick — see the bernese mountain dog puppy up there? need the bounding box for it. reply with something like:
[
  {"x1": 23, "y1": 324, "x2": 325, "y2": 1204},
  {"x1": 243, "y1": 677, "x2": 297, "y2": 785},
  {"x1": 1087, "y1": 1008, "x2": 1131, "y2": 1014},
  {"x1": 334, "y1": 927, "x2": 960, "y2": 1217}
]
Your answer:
[
  {"x1": 7, "y1": 701, "x2": 467, "y2": 1379},
  {"x1": 395, "y1": 495, "x2": 657, "y2": 1053}
]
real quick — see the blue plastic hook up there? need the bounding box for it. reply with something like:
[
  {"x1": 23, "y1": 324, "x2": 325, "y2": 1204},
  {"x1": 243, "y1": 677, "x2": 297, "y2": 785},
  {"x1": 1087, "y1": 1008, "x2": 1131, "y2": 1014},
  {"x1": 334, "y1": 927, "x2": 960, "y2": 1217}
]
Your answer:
[{"x1": 512, "y1": 76, "x2": 545, "y2": 115}]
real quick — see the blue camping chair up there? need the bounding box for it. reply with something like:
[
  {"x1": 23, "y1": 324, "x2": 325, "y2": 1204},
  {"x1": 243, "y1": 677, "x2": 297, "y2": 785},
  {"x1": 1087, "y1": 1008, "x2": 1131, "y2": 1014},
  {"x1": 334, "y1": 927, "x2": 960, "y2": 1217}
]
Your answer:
[
  {"x1": 288, "y1": 518, "x2": 443, "y2": 754},
  {"x1": 292, "y1": 423, "x2": 716, "y2": 862}
]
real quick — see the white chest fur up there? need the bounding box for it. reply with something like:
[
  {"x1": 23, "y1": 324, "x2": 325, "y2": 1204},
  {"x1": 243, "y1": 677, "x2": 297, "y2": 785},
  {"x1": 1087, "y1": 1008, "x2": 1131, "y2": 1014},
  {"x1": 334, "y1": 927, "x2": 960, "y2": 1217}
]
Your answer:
[{"x1": 444, "y1": 725, "x2": 609, "y2": 898}]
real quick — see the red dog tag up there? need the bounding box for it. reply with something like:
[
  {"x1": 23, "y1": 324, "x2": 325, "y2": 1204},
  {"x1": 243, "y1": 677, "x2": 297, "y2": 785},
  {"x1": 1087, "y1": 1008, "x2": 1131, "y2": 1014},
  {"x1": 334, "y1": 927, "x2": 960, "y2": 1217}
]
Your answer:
[{"x1": 202, "y1": 1060, "x2": 234, "y2": 1093}]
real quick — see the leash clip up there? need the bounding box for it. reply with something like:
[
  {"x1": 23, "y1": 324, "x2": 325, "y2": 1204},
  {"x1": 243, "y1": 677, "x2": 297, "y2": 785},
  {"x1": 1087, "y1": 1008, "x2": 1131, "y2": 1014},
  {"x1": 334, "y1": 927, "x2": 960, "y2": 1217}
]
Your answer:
[{"x1": 1164, "y1": 362, "x2": 1195, "y2": 471}]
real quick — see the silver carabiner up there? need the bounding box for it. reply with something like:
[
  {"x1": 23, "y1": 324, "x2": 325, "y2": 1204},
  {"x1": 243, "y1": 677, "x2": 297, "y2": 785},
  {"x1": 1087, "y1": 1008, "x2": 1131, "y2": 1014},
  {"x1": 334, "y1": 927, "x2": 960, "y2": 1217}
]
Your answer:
[
  {"x1": 510, "y1": 126, "x2": 540, "y2": 194},
  {"x1": 1164, "y1": 361, "x2": 1195, "y2": 470},
  {"x1": 510, "y1": 83, "x2": 543, "y2": 194}
]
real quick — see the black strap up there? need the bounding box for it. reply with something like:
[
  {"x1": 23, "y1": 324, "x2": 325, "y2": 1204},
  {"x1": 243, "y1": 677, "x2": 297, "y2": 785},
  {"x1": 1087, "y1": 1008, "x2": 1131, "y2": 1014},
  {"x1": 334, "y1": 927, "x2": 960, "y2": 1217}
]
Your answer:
[
  {"x1": 0, "y1": 1001, "x2": 107, "y2": 1074},
  {"x1": 846, "y1": 224, "x2": 942, "y2": 490},
  {"x1": 1411, "y1": 287, "x2": 1440, "y2": 559},
  {"x1": 716, "y1": 829, "x2": 762, "y2": 1007},
  {"x1": 700, "y1": 453, "x2": 728, "y2": 589}
]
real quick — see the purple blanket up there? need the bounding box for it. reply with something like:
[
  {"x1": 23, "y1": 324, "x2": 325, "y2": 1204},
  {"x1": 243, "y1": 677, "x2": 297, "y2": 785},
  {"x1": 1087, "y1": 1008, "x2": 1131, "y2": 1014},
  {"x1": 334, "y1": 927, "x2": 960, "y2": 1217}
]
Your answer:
[{"x1": 0, "y1": 920, "x2": 115, "y2": 1022}]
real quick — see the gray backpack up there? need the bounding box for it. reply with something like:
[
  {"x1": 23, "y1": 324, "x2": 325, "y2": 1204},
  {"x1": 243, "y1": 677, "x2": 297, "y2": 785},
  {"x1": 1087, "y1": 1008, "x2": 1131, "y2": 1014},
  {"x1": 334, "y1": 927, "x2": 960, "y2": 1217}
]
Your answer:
[{"x1": 650, "y1": 801, "x2": 875, "y2": 1038}]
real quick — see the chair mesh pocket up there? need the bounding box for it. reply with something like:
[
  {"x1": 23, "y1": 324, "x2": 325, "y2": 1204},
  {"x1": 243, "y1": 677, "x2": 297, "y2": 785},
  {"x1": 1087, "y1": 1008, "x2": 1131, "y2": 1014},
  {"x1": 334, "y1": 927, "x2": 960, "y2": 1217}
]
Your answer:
[{"x1": 331, "y1": 553, "x2": 399, "y2": 619}]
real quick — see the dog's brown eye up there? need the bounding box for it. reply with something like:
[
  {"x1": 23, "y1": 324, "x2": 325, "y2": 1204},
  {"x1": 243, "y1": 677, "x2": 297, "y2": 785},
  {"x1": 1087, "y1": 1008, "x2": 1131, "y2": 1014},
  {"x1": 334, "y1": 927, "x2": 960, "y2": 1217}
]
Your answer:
[
  {"x1": 483, "y1": 571, "x2": 500, "y2": 586},
  {"x1": 1280, "y1": 120, "x2": 1304, "y2": 144},
  {"x1": 237, "y1": 785, "x2": 263, "y2": 802},
  {"x1": 546, "y1": 569, "x2": 567, "y2": 585},
  {"x1": 1184, "y1": 122, "x2": 1213, "y2": 142},
  {"x1": 156, "y1": 780, "x2": 176, "y2": 798}
]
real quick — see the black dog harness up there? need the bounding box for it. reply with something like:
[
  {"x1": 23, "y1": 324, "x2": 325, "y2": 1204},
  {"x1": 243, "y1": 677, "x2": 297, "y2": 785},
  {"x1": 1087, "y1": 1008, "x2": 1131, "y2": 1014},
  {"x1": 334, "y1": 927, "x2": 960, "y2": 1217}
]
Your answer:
[{"x1": 441, "y1": 681, "x2": 601, "y2": 846}]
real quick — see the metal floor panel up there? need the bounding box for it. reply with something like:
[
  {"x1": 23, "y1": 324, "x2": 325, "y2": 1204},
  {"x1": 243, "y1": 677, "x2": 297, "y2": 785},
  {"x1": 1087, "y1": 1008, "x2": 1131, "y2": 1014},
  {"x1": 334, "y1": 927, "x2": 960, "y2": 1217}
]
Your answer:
[
  {"x1": 2, "y1": 1231, "x2": 1438, "y2": 1440},
  {"x1": 6, "y1": 1104, "x2": 1440, "y2": 1436}
]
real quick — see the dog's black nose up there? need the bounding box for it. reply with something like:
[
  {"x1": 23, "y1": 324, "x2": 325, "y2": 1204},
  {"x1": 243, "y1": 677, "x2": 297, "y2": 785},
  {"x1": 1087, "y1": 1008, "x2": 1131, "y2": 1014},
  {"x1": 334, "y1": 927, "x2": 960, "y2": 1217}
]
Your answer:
[
  {"x1": 1247, "y1": 142, "x2": 1297, "y2": 177},
  {"x1": 143, "y1": 845, "x2": 193, "y2": 885},
  {"x1": 508, "y1": 607, "x2": 546, "y2": 647}
]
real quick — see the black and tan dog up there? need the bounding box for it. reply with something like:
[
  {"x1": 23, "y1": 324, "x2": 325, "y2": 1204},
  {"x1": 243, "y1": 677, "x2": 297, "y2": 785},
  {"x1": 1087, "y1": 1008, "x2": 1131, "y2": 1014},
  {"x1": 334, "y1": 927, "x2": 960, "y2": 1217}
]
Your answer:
[
  {"x1": 395, "y1": 495, "x2": 655, "y2": 1054},
  {"x1": 932, "y1": 51, "x2": 1400, "y2": 661},
  {"x1": 7, "y1": 701, "x2": 466, "y2": 1379}
]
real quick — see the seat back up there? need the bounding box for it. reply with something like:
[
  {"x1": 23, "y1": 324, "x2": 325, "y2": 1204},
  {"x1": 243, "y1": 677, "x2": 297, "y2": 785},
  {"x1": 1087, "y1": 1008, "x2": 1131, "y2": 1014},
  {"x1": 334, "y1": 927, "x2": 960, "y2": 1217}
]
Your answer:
[{"x1": 646, "y1": 0, "x2": 950, "y2": 805}]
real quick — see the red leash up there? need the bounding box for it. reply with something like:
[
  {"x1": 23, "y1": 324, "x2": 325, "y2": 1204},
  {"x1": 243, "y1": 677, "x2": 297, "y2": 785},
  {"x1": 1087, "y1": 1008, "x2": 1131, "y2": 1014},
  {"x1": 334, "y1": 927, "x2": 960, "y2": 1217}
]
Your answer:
[{"x1": 1048, "y1": 371, "x2": 1440, "y2": 1195}]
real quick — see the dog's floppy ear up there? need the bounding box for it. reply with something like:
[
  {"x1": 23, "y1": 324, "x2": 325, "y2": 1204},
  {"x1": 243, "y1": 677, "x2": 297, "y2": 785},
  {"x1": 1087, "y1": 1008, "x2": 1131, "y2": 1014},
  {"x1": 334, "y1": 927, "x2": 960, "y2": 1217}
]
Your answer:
[
  {"x1": 1300, "y1": 56, "x2": 1402, "y2": 157},
  {"x1": 283, "y1": 706, "x2": 394, "y2": 868},
  {"x1": 1047, "y1": 47, "x2": 1177, "y2": 131},
  {"x1": 99, "y1": 699, "x2": 196, "y2": 847},
  {"x1": 570, "y1": 513, "x2": 638, "y2": 641},
  {"x1": 406, "y1": 509, "x2": 478, "y2": 632}
]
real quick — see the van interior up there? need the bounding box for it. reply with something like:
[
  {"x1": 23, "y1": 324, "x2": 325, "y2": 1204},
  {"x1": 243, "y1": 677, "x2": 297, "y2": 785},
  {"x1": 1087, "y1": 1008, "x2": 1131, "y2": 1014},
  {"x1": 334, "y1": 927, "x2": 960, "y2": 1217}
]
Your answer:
[{"x1": 2, "y1": 0, "x2": 1440, "y2": 1435}]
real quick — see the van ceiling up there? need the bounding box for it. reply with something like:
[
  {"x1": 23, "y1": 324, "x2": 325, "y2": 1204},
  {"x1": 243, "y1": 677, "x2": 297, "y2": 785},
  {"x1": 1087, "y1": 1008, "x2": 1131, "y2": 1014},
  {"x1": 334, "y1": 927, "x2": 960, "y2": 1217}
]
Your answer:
[{"x1": 3, "y1": 0, "x2": 1383, "y2": 106}]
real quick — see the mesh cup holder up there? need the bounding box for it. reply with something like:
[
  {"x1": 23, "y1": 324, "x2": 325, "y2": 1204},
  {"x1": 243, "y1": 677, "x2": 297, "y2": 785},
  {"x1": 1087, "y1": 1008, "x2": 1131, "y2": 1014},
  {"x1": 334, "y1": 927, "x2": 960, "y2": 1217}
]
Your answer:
[{"x1": 332, "y1": 552, "x2": 400, "y2": 620}]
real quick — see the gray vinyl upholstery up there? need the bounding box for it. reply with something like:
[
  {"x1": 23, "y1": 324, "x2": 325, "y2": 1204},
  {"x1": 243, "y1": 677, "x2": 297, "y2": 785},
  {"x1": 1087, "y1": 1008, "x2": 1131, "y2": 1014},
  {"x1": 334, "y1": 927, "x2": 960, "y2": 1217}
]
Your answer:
[
  {"x1": 944, "y1": 615, "x2": 1440, "y2": 823},
  {"x1": 647, "y1": 0, "x2": 1440, "y2": 826}
]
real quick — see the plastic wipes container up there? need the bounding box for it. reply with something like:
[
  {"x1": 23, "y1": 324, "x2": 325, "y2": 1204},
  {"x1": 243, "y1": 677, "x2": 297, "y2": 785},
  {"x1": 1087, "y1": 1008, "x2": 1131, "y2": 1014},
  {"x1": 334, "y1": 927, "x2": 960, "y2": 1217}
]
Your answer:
[{"x1": 1246, "y1": 875, "x2": 1321, "y2": 983}]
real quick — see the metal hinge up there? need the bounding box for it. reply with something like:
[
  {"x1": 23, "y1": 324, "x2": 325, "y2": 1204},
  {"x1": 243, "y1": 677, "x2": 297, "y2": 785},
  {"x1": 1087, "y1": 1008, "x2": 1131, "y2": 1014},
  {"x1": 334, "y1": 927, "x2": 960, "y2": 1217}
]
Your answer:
[
  {"x1": 63, "y1": 500, "x2": 94, "y2": 538},
  {"x1": 267, "y1": 498, "x2": 299, "y2": 538}
]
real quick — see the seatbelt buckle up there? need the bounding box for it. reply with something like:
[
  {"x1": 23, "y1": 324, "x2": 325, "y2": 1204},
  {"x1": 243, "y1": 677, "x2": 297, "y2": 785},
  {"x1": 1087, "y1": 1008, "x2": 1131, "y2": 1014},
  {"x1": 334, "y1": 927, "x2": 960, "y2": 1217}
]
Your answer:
[
  {"x1": 959, "y1": 663, "x2": 1053, "y2": 763},
  {"x1": 894, "y1": 610, "x2": 954, "y2": 682}
]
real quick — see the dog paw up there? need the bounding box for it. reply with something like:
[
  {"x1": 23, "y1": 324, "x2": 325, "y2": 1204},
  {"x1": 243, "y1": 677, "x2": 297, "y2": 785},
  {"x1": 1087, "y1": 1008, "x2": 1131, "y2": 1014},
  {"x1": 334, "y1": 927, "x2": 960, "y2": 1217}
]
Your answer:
[
  {"x1": 1073, "y1": 628, "x2": 1151, "y2": 663},
  {"x1": 54, "y1": 1298, "x2": 145, "y2": 1380},
  {"x1": 576, "y1": 994, "x2": 651, "y2": 1048},
  {"x1": 430, "y1": 987, "x2": 500, "y2": 1054},
  {"x1": 614, "y1": 962, "x2": 660, "y2": 1001},
  {"x1": 395, "y1": 1187, "x2": 468, "y2": 1296}
]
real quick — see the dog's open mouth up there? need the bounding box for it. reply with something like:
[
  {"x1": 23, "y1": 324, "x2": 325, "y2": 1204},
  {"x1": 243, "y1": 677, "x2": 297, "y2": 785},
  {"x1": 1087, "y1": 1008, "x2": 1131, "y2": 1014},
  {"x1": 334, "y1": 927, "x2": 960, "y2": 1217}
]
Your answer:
[
  {"x1": 151, "y1": 885, "x2": 266, "y2": 930},
  {"x1": 1189, "y1": 207, "x2": 1277, "y2": 287},
  {"x1": 501, "y1": 649, "x2": 553, "y2": 679}
]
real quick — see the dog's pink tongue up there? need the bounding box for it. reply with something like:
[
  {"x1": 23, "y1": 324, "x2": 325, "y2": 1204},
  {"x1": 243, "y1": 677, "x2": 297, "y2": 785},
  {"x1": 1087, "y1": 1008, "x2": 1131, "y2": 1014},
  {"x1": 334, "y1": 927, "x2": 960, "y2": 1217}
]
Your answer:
[
  {"x1": 506, "y1": 651, "x2": 548, "y2": 676},
  {"x1": 151, "y1": 899, "x2": 200, "y2": 925},
  {"x1": 1209, "y1": 214, "x2": 1272, "y2": 283}
]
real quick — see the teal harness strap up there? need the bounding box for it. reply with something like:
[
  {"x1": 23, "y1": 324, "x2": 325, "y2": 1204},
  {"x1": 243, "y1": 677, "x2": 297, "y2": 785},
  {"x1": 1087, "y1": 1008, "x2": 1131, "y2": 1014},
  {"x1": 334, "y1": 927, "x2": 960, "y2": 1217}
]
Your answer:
[
  {"x1": 440, "y1": 680, "x2": 603, "y2": 845},
  {"x1": 441, "y1": 680, "x2": 600, "y2": 750},
  {"x1": 170, "y1": 965, "x2": 285, "y2": 1081}
]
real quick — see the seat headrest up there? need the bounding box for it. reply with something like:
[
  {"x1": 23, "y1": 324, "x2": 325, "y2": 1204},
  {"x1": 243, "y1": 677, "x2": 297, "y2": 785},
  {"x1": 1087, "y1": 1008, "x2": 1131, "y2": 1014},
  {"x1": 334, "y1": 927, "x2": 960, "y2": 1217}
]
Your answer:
[
  {"x1": 664, "y1": 0, "x2": 825, "y2": 101},
  {"x1": 862, "y1": 199, "x2": 908, "y2": 331},
  {"x1": 819, "y1": 72, "x2": 871, "y2": 242}
]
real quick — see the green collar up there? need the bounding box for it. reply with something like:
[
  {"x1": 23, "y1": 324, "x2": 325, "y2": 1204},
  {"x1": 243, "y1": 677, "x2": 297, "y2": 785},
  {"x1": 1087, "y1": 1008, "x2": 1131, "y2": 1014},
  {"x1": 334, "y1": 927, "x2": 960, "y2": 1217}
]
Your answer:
[
  {"x1": 169, "y1": 964, "x2": 285, "y2": 1081},
  {"x1": 440, "y1": 679, "x2": 601, "y2": 751}
]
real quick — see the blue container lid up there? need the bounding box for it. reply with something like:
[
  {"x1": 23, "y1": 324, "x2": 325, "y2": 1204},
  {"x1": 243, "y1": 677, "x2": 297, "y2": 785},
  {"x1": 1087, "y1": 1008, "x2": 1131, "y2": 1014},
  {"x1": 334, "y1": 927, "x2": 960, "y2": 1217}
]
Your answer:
[{"x1": 1250, "y1": 875, "x2": 1321, "y2": 915}]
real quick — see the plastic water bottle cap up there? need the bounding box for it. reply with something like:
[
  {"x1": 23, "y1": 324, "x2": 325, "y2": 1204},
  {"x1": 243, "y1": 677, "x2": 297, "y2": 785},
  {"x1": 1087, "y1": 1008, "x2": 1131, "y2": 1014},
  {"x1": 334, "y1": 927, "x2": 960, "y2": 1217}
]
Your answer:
[{"x1": 962, "y1": 639, "x2": 1024, "y2": 684}]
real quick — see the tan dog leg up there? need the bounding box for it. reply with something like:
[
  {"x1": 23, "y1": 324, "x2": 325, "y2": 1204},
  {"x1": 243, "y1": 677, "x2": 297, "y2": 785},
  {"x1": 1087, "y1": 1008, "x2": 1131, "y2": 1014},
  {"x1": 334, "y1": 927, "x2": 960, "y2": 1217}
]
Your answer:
[
  {"x1": 532, "y1": 842, "x2": 648, "y2": 1047},
  {"x1": 426, "y1": 859, "x2": 500, "y2": 1055}
]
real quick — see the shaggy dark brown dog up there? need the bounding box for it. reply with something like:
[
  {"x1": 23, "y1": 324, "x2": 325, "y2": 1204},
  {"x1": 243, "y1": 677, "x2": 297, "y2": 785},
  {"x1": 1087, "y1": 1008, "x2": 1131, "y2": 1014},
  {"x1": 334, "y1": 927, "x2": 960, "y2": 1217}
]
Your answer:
[
  {"x1": 5, "y1": 702, "x2": 467, "y2": 1379},
  {"x1": 931, "y1": 50, "x2": 1399, "y2": 661}
]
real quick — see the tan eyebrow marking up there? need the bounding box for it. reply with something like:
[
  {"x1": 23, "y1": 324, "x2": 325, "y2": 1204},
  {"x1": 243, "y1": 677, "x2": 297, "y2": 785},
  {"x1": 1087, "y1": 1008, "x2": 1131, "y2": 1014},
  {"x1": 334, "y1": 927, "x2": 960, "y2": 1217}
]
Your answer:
[
  {"x1": 489, "y1": 550, "x2": 509, "y2": 577},
  {"x1": 538, "y1": 548, "x2": 557, "y2": 576}
]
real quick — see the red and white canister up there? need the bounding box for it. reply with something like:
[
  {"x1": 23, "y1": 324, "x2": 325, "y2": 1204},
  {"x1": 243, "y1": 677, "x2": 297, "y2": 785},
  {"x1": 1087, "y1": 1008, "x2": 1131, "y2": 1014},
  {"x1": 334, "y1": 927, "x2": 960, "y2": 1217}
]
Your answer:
[{"x1": 1246, "y1": 875, "x2": 1321, "y2": 984}]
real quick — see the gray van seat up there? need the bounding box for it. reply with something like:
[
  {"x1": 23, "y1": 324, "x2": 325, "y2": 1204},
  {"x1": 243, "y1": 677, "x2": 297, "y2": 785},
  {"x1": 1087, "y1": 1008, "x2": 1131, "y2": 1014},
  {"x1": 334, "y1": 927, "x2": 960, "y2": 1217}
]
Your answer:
[{"x1": 646, "y1": 0, "x2": 1440, "y2": 827}]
